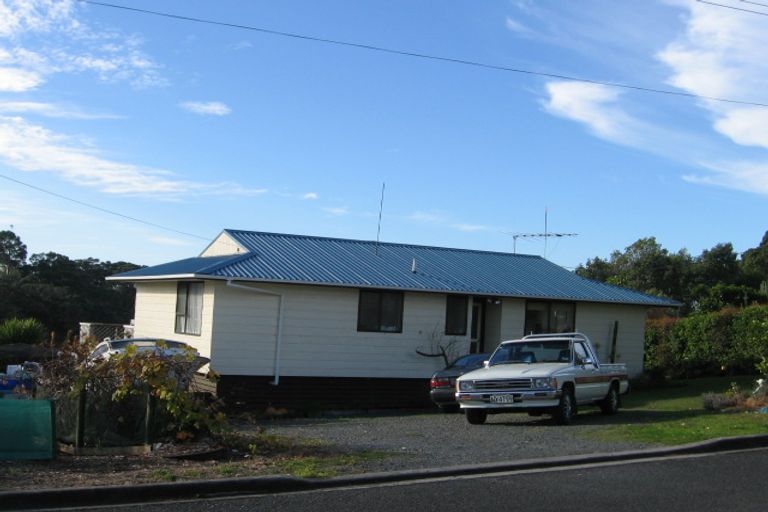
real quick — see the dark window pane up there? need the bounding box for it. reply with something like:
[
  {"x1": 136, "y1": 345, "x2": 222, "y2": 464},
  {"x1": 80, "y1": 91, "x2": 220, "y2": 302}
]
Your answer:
[
  {"x1": 525, "y1": 301, "x2": 575, "y2": 335},
  {"x1": 357, "y1": 291, "x2": 381, "y2": 331},
  {"x1": 357, "y1": 290, "x2": 403, "y2": 333},
  {"x1": 524, "y1": 302, "x2": 548, "y2": 335},
  {"x1": 380, "y1": 292, "x2": 403, "y2": 332},
  {"x1": 551, "y1": 302, "x2": 574, "y2": 333},
  {"x1": 445, "y1": 295, "x2": 468, "y2": 335}
]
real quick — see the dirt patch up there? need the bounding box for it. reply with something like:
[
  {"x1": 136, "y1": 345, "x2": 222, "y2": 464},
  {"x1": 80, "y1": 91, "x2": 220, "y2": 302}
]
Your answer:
[
  {"x1": 0, "y1": 450, "x2": 272, "y2": 491},
  {"x1": 0, "y1": 423, "x2": 384, "y2": 491}
]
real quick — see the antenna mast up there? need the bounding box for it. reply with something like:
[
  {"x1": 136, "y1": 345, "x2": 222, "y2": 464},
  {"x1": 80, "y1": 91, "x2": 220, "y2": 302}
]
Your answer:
[{"x1": 375, "y1": 182, "x2": 385, "y2": 255}]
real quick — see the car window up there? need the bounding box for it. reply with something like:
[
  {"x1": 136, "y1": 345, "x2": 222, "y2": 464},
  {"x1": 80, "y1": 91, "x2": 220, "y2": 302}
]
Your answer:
[
  {"x1": 574, "y1": 342, "x2": 589, "y2": 363},
  {"x1": 489, "y1": 340, "x2": 570, "y2": 365}
]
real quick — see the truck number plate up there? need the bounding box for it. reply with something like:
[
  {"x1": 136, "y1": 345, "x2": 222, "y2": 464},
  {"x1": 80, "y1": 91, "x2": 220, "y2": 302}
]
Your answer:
[{"x1": 490, "y1": 394, "x2": 516, "y2": 404}]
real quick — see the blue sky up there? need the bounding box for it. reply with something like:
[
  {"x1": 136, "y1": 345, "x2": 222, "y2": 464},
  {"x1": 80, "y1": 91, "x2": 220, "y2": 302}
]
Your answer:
[{"x1": 0, "y1": 0, "x2": 766, "y2": 269}]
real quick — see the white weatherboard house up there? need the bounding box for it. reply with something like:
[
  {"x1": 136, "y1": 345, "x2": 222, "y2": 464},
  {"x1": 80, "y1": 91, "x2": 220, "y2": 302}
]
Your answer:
[{"x1": 108, "y1": 230, "x2": 679, "y2": 410}]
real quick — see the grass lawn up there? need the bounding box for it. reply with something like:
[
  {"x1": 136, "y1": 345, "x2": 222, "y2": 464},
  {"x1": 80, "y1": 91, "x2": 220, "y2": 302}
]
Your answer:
[{"x1": 588, "y1": 376, "x2": 768, "y2": 445}]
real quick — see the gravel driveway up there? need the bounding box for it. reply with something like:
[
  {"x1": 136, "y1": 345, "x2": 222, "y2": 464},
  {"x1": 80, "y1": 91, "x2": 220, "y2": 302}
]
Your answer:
[{"x1": 254, "y1": 409, "x2": 654, "y2": 473}]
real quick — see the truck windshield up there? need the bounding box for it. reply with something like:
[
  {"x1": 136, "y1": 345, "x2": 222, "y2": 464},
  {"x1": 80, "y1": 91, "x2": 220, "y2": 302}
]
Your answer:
[{"x1": 488, "y1": 340, "x2": 571, "y2": 365}]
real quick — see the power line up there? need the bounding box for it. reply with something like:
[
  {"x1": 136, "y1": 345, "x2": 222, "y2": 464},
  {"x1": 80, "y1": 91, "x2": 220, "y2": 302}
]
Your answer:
[
  {"x1": 697, "y1": 0, "x2": 768, "y2": 16},
  {"x1": 80, "y1": 0, "x2": 768, "y2": 108},
  {"x1": 0, "y1": 173, "x2": 210, "y2": 241},
  {"x1": 741, "y1": 0, "x2": 768, "y2": 9}
]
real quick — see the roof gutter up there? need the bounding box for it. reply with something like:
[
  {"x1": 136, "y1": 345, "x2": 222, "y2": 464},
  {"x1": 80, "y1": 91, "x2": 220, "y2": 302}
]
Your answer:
[{"x1": 225, "y1": 280, "x2": 284, "y2": 386}]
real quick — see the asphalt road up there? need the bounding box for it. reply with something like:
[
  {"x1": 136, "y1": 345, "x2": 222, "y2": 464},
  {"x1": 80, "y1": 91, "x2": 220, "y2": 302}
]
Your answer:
[{"x1": 80, "y1": 447, "x2": 768, "y2": 512}]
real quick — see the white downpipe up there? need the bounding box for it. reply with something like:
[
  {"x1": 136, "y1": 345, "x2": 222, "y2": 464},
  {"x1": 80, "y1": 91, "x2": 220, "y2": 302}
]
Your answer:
[{"x1": 226, "y1": 280, "x2": 284, "y2": 385}]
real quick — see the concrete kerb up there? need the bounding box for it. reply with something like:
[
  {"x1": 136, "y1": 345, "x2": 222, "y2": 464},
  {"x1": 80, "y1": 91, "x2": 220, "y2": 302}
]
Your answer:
[{"x1": 3, "y1": 434, "x2": 768, "y2": 511}]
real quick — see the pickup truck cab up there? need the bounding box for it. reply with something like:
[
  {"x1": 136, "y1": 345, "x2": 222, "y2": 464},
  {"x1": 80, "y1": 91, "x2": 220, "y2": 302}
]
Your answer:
[{"x1": 455, "y1": 332, "x2": 629, "y2": 425}]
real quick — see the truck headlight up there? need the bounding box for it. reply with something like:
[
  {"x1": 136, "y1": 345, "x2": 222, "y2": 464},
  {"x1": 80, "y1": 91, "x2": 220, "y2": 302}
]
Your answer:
[
  {"x1": 532, "y1": 377, "x2": 557, "y2": 389},
  {"x1": 458, "y1": 380, "x2": 475, "y2": 391}
]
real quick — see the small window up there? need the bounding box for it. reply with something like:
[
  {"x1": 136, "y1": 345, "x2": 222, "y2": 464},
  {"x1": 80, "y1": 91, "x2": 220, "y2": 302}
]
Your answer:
[
  {"x1": 445, "y1": 295, "x2": 468, "y2": 335},
  {"x1": 524, "y1": 301, "x2": 575, "y2": 335},
  {"x1": 357, "y1": 290, "x2": 403, "y2": 333},
  {"x1": 175, "y1": 282, "x2": 204, "y2": 335}
]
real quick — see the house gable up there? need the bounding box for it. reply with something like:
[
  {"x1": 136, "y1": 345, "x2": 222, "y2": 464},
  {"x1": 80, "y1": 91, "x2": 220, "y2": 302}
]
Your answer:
[{"x1": 200, "y1": 231, "x2": 248, "y2": 257}]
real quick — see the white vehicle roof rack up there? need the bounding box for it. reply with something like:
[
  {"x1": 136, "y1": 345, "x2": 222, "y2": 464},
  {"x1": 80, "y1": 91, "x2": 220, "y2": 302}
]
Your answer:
[{"x1": 522, "y1": 332, "x2": 589, "y2": 343}]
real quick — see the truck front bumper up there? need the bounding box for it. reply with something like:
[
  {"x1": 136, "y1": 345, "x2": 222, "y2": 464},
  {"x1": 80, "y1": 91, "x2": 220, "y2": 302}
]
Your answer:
[{"x1": 456, "y1": 389, "x2": 561, "y2": 409}]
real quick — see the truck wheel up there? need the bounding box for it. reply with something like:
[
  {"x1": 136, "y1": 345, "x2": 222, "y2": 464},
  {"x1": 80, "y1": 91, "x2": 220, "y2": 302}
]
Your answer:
[
  {"x1": 599, "y1": 384, "x2": 620, "y2": 415},
  {"x1": 466, "y1": 409, "x2": 487, "y2": 425},
  {"x1": 554, "y1": 387, "x2": 575, "y2": 425}
]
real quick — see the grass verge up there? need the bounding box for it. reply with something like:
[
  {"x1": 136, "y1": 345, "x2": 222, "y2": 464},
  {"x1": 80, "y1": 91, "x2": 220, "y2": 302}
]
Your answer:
[
  {"x1": 273, "y1": 452, "x2": 391, "y2": 478},
  {"x1": 589, "y1": 376, "x2": 768, "y2": 445}
]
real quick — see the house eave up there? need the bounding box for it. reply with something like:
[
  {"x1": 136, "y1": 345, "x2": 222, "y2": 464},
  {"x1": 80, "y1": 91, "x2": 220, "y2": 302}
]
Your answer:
[
  {"x1": 106, "y1": 273, "x2": 203, "y2": 282},
  {"x1": 108, "y1": 273, "x2": 679, "y2": 308}
]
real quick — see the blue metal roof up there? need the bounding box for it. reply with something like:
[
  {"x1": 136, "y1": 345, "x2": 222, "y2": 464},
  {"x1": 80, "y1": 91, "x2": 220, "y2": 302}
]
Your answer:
[{"x1": 110, "y1": 229, "x2": 680, "y2": 307}]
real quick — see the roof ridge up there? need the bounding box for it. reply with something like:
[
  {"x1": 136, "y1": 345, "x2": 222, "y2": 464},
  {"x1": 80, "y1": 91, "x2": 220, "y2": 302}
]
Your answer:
[{"x1": 223, "y1": 229, "x2": 544, "y2": 259}]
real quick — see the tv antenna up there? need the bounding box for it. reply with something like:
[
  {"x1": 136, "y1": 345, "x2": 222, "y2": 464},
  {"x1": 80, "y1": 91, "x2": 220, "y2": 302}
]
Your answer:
[
  {"x1": 375, "y1": 182, "x2": 385, "y2": 256},
  {"x1": 503, "y1": 208, "x2": 577, "y2": 256}
]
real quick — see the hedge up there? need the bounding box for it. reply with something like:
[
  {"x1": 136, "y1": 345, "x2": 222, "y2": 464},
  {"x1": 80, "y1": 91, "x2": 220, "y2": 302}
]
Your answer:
[{"x1": 645, "y1": 305, "x2": 768, "y2": 378}]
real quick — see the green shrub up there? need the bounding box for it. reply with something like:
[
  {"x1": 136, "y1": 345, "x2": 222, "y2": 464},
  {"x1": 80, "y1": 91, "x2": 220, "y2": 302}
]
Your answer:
[
  {"x1": 0, "y1": 317, "x2": 47, "y2": 345},
  {"x1": 645, "y1": 305, "x2": 768, "y2": 378},
  {"x1": 731, "y1": 306, "x2": 768, "y2": 371}
]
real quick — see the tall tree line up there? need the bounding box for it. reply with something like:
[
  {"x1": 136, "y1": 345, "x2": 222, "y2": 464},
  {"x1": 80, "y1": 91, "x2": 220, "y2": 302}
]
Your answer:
[
  {"x1": 576, "y1": 232, "x2": 768, "y2": 315},
  {"x1": 0, "y1": 230, "x2": 141, "y2": 337}
]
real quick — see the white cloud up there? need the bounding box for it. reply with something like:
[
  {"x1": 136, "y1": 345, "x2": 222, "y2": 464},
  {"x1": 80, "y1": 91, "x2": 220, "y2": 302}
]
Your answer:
[
  {"x1": 684, "y1": 160, "x2": 768, "y2": 196},
  {"x1": 452, "y1": 223, "x2": 490, "y2": 232},
  {"x1": 148, "y1": 236, "x2": 194, "y2": 247},
  {"x1": 714, "y1": 109, "x2": 768, "y2": 149},
  {"x1": 0, "y1": 0, "x2": 167, "y2": 90},
  {"x1": 657, "y1": 2, "x2": 768, "y2": 149},
  {"x1": 180, "y1": 101, "x2": 232, "y2": 116},
  {"x1": 409, "y1": 211, "x2": 444, "y2": 223},
  {"x1": 322, "y1": 207, "x2": 349, "y2": 216},
  {"x1": 0, "y1": 0, "x2": 77, "y2": 38},
  {"x1": 0, "y1": 66, "x2": 43, "y2": 91},
  {"x1": 543, "y1": 81, "x2": 634, "y2": 143},
  {"x1": 0, "y1": 115, "x2": 266, "y2": 198},
  {"x1": 505, "y1": 16, "x2": 532, "y2": 35},
  {"x1": 230, "y1": 40, "x2": 253, "y2": 51},
  {"x1": 0, "y1": 101, "x2": 120, "y2": 119},
  {"x1": 303, "y1": 192, "x2": 318, "y2": 200}
]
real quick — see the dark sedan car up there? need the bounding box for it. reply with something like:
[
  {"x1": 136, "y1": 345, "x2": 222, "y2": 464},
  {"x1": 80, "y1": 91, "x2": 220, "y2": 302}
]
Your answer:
[{"x1": 429, "y1": 353, "x2": 490, "y2": 411}]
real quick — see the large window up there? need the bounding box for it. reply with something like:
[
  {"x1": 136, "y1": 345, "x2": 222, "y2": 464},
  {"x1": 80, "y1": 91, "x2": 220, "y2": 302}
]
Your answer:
[
  {"x1": 445, "y1": 295, "x2": 468, "y2": 335},
  {"x1": 357, "y1": 290, "x2": 403, "y2": 333},
  {"x1": 524, "y1": 301, "x2": 575, "y2": 335},
  {"x1": 175, "y1": 282, "x2": 204, "y2": 335}
]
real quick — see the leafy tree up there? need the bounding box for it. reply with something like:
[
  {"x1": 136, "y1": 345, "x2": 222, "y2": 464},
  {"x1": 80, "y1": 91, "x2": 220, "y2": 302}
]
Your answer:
[
  {"x1": 0, "y1": 230, "x2": 27, "y2": 272},
  {"x1": 0, "y1": 231, "x2": 141, "y2": 337},
  {"x1": 693, "y1": 243, "x2": 740, "y2": 287},
  {"x1": 741, "y1": 231, "x2": 768, "y2": 289}
]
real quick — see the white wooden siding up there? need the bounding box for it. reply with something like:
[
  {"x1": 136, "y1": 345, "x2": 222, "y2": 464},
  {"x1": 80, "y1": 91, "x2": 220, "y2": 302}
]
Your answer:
[
  {"x1": 132, "y1": 281, "x2": 214, "y2": 359},
  {"x1": 575, "y1": 303, "x2": 647, "y2": 377},
  {"x1": 200, "y1": 232, "x2": 247, "y2": 257},
  {"x1": 130, "y1": 280, "x2": 649, "y2": 379},
  {"x1": 208, "y1": 282, "x2": 469, "y2": 378},
  {"x1": 499, "y1": 298, "x2": 525, "y2": 346}
]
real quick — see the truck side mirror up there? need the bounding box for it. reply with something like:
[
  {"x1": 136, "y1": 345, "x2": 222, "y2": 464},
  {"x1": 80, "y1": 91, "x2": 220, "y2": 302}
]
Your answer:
[{"x1": 483, "y1": 360, "x2": 490, "y2": 368}]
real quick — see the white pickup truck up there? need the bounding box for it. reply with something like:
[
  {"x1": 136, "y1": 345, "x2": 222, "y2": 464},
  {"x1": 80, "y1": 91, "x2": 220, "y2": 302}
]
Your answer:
[{"x1": 455, "y1": 332, "x2": 629, "y2": 425}]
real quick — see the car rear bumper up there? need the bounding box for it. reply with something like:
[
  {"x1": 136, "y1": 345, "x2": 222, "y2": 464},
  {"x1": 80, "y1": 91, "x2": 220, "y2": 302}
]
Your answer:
[{"x1": 430, "y1": 388, "x2": 457, "y2": 406}]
